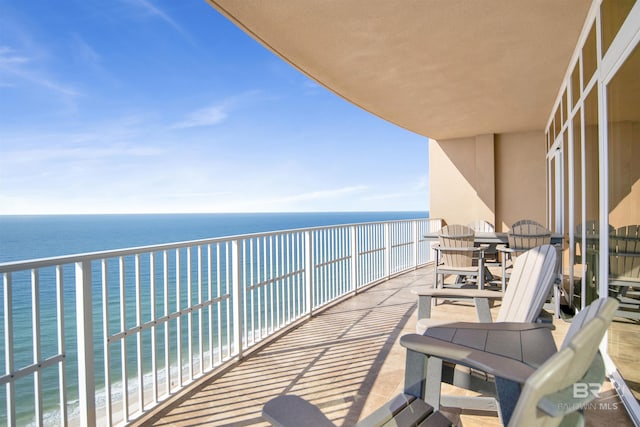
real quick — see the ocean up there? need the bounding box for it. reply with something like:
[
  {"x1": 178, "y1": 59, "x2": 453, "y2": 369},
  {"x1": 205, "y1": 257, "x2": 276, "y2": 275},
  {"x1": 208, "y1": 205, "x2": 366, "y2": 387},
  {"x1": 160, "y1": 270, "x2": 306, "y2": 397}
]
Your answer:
[
  {"x1": 0, "y1": 212, "x2": 427, "y2": 263},
  {"x1": 0, "y1": 212, "x2": 428, "y2": 425}
]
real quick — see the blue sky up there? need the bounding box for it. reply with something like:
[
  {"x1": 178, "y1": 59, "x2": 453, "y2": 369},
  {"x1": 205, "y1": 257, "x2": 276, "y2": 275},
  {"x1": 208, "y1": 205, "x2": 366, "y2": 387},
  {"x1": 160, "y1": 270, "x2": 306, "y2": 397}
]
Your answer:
[{"x1": 0, "y1": 0, "x2": 429, "y2": 214}]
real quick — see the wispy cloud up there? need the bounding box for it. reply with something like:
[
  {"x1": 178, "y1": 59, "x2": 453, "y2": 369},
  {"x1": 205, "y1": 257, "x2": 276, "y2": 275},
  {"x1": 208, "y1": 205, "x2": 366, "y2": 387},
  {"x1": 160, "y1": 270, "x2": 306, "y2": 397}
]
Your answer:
[
  {"x1": 271, "y1": 186, "x2": 368, "y2": 203},
  {"x1": 302, "y1": 78, "x2": 323, "y2": 96},
  {"x1": 361, "y1": 176, "x2": 429, "y2": 201},
  {"x1": 171, "y1": 90, "x2": 265, "y2": 129},
  {"x1": 121, "y1": 0, "x2": 194, "y2": 43},
  {"x1": 0, "y1": 45, "x2": 80, "y2": 97},
  {"x1": 0, "y1": 115, "x2": 166, "y2": 164},
  {"x1": 415, "y1": 174, "x2": 428, "y2": 190},
  {"x1": 361, "y1": 193, "x2": 413, "y2": 201},
  {"x1": 0, "y1": 46, "x2": 29, "y2": 65},
  {"x1": 161, "y1": 191, "x2": 233, "y2": 199},
  {"x1": 4, "y1": 144, "x2": 163, "y2": 163},
  {"x1": 171, "y1": 105, "x2": 228, "y2": 129},
  {"x1": 70, "y1": 35, "x2": 102, "y2": 68}
]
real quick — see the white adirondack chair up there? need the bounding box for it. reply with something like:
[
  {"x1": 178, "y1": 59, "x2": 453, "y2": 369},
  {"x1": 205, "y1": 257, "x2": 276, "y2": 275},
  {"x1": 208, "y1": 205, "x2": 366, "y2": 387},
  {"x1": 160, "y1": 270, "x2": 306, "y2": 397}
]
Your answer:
[
  {"x1": 413, "y1": 244, "x2": 558, "y2": 413},
  {"x1": 468, "y1": 220, "x2": 500, "y2": 276},
  {"x1": 415, "y1": 244, "x2": 558, "y2": 329},
  {"x1": 497, "y1": 221, "x2": 552, "y2": 290},
  {"x1": 609, "y1": 225, "x2": 640, "y2": 321},
  {"x1": 467, "y1": 219, "x2": 495, "y2": 232},
  {"x1": 262, "y1": 298, "x2": 618, "y2": 427},
  {"x1": 432, "y1": 224, "x2": 487, "y2": 290}
]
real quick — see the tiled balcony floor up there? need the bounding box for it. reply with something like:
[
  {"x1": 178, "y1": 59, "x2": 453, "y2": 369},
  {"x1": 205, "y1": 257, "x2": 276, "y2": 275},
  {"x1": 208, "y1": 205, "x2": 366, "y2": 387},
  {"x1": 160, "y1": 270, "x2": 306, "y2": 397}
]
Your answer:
[{"x1": 134, "y1": 266, "x2": 633, "y2": 427}]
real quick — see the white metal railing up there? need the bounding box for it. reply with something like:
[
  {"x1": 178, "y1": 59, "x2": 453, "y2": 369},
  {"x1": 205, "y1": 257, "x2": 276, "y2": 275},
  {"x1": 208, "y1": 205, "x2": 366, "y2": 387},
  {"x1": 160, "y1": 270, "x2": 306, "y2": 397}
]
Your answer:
[{"x1": 0, "y1": 218, "x2": 443, "y2": 426}]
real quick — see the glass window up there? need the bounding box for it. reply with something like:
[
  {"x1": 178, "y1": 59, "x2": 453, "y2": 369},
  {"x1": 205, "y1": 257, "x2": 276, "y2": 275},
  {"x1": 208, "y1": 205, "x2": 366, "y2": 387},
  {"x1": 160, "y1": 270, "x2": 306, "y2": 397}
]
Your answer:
[
  {"x1": 601, "y1": 0, "x2": 637, "y2": 56},
  {"x1": 573, "y1": 112, "x2": 583, "y2": 309},
  {"x1": 563, "y1": 132, "x2": 569, "y2": 235},
  {"x1": 561, "y1": 132, "x2": 570, "y2": 301},
  {"x1": 583, "y1": 23, "x2": 598, "y2": 88},
  {"x1": 562, "y1": 89, "x2": 568, "y2": 127},
  {"x1": 550, "y1": 156, "x2": 556, "y2": 232},
  {"x1": 583, "y1": 88, "x2": 599, "y2": 306},
  {"x1": 571, "y1": 60, "x2": 581, "y2": 109},
  {"x1": 554, "y1": 106, "x2": 561, "y2": 139},
  {"x1": 607, "y1": 42, "x2": 640, "y2": 403}
]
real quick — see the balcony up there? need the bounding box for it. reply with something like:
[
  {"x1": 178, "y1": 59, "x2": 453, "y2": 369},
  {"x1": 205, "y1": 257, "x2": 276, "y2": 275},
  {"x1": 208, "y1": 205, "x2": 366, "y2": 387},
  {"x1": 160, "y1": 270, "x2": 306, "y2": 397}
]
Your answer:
[
  {"x1": 1, "y1": 218, "x2": 439, "y2": 426},
  {"x1": 1, "y1": 218, "x2": 634, "y2": 426},
  {"x1": 131, "y1": 266, "x2": 633, "y2": 427}
]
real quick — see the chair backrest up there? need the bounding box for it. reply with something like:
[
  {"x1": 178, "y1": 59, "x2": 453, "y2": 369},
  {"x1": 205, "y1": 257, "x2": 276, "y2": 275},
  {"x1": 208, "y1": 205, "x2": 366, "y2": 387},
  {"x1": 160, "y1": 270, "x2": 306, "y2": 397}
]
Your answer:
[
  {"x1": 467, "y1": 220, "x2": 495, "y2": 233},
  {"x1": 609, "y1": 225, "x2": 640, "y2": 281},
  {"x1": 496, "y1": 245, "x2": 558, "y2": 322},
  {"x1": 508, "y1": 298, "x2": 619, "y2": 427},
  {"x1": 512, "y1": 219, "x2": 545, "y2": 228},
  {"x1": 575, "y1": 221, "x2": 613, "y2": 253},
  {"x1": 438, "y1": 224, "x2": 475, "y2": 268},
  {"x1": 508, "y1": 222, "x2": 551, "y2": 255}
]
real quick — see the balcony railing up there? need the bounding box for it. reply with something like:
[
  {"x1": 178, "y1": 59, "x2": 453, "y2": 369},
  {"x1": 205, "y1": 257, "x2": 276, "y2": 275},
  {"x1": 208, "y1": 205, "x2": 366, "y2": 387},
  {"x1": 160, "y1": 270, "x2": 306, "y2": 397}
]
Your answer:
[{"x1": 0, "y1": 218, "x2": 442, "y2": 426}]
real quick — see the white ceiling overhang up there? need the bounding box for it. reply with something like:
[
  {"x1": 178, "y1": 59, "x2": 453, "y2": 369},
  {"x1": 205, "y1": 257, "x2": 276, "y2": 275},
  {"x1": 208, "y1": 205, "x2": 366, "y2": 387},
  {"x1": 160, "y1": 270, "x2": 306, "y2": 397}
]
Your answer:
[{"x1": 207, "y1": 0, "x2": 592, "y2": 140}]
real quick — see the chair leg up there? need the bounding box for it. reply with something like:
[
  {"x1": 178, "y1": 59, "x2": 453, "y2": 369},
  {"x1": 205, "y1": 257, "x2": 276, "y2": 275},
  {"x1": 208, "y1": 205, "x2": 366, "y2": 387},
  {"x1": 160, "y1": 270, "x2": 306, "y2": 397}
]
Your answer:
[
  {"x1": 404, "y1": 350, "x2": 426, "y2": 398},
  {"x1": 403, "y1": 349, "x2": 443, "y2": 410},
  {"x1": 453, "y1": 365, "x2": 472, "y2": 389},
  {"x1": 495, "y1": 376, "x2": 521, "y2": 426},
  {"x1": 424, "y1": 357, "x2": 444, "y2": 410},
  {"x1": 484, "y1": 266, "x2": 494, "y2": 283},
  {"x1": 501, "y1": 257, "x2": 507, "y2": 292}
]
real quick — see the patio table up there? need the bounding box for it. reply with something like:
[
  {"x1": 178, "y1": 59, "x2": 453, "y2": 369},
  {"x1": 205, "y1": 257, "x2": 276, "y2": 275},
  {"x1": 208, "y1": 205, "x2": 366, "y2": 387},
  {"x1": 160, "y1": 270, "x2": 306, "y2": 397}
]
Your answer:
[{"x1": 423, "y1": 231, "x2": 564, "y2": 245}]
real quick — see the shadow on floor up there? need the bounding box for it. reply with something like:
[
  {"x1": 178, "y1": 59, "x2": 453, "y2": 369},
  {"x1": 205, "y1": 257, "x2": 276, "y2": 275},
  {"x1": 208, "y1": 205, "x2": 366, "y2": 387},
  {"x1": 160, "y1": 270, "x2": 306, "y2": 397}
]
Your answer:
[{"x1": 137, "y1": 272, "x2": 426, "y2": 427}]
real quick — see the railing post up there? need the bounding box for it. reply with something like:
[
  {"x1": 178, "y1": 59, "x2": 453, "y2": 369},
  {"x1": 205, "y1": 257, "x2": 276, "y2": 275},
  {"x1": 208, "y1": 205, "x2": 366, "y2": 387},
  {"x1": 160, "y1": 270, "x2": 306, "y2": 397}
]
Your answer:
[
  {"x1": 4, "y1": 273, "x2": 16, "y2": 427},
  {"x1": 350, "y1": 226, "x2": 358, "y2": 293},
  {"x1": 384, "y1": 223, "x2": 391, "y2": 278},
  {"x1": 231, "y1": 239, "x2": 243, "y2": 358},
  {"x1": 304, "y1": 231, "x2": 314, "y2": 316},
  {"x1": 75, "y1": 261, "x2": 96, "y2": 427},
  {"x1": 413, "y1": 221, "x2": 419, "y2": 269}
]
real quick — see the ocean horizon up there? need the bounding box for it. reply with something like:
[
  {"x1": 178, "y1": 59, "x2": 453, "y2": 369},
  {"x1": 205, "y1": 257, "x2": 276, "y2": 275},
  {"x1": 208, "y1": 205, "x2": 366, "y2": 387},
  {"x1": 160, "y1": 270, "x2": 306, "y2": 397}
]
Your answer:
[{"x1": 0, "y1": 211, "x2": 429, "y2": 264}]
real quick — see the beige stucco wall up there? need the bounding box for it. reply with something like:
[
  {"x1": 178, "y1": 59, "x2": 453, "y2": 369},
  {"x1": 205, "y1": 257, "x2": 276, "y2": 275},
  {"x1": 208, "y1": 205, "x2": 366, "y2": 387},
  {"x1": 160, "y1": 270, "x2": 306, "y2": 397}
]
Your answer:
[
  {"x1": 495, "y1": 131, "x2": 547, "y2": 231},
  {"x1": 429, "y1": 134, "x2": 495, "y2": 226},
  {"x1": 608, "y1": 121, "x2": 640, "y2": 228},
  {"x1": 429, "y1": 130, "x2": 546, "y2": 231}
]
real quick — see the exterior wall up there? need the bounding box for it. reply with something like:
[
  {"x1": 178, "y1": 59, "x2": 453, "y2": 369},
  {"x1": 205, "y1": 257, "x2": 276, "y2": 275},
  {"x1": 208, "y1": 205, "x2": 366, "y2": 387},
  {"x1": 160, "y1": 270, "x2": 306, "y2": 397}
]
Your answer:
[
  {"x1": 429, "y1": 130, "x2": 546, "y2": 232},
  {"x1": 608, "y1": 121, "x2": 640, "y2": 228},
  {"x1": 495, "y1": 131, "x2": 547, "y2": 231},
  {"x1": 428, "y1": 134, "x2": 495, "y2": 226}
]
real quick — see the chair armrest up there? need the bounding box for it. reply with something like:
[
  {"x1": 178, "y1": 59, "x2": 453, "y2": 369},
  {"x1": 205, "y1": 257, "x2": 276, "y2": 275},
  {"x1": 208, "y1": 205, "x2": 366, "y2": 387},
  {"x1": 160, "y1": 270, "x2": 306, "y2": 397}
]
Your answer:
[
  {"x1": 413, "y1": 288, "x2": 503, "y2": 322},
  {"x1": 434, "y1": 245, "x2": 485, "y2": 253},
  {"x1": 263, "y1": 395, "x2": 335, "y2": 427},
  {"x1": 423, "y1": 321, "x2": 554, "y2": 331},
  {"x1": 400, "y1": 334, "x2": 536, "y2": 384},
  {"x1": 413, "y1": 288, "x2": 503, "y2": 299}
]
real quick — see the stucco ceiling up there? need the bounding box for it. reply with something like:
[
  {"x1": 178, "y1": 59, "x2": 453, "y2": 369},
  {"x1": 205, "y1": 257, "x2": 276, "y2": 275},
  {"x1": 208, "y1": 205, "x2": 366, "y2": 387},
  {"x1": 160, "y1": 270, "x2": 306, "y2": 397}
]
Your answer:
[{"x1": 207, "y1": 0, "x2": 592, "y2": 140}]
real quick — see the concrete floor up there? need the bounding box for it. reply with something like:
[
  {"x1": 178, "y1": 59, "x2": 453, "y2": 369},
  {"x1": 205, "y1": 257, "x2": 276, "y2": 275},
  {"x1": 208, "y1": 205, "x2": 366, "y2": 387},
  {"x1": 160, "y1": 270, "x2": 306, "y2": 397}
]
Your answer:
[{"x1": 132, "y1": 266, "x2": 634, "y2": 427}]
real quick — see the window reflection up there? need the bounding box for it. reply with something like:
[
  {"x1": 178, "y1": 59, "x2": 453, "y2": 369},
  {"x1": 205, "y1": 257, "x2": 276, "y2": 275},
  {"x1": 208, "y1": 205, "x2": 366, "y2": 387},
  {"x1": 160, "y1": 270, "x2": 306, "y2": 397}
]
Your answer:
[
  {"x1": 583, "y1": 23, "x2": 598, "y2": 88},
  {"x1": 601, "y1": 0, "x2": 636, "y2": 56},
  {"x1": 571, "y1": 60, "x2": 581, "y2": 109},
  {"x1": 607, "y1": 42, "x2": 640, "y2": 402},
  {"x1": 550, "y1": 156, "x2": 556, "y2": 232},
  {"x1": 583, "y1": 88, "x2": 600, "y2": 305},
  {"x1": 572, "y1": 112, "x2": 584, "y2": 308}
]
